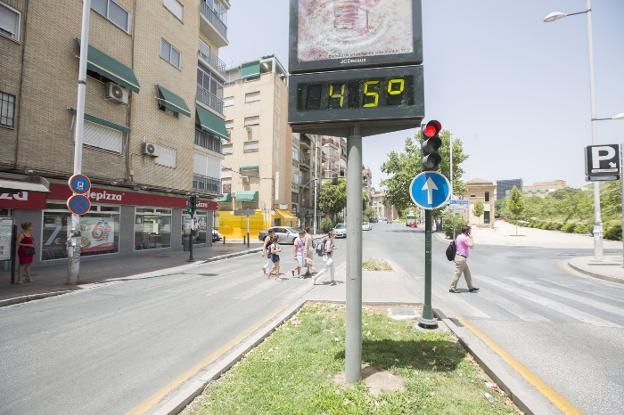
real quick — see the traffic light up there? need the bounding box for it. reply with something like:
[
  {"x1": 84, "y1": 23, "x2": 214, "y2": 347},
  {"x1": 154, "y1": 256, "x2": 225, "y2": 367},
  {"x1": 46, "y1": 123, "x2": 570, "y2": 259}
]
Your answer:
[
  {"x1": 187, "y1": 194, "x2": 197, "y2": 215},
  {"x1": 421, "y1": 120, "x2": 442, "y2": 171}
]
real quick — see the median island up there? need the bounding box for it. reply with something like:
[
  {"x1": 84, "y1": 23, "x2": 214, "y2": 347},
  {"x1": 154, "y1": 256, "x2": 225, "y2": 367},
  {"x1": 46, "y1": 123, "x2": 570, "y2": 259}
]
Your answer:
[{"x1": 183, "y1": 303, "x2": 519, "y2": 414}]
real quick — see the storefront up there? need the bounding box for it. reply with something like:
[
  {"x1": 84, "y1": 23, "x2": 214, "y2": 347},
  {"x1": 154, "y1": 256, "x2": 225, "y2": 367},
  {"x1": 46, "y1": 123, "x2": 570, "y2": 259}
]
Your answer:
[{"x1": 0, "y1": 176, "x2": 219, "y2": 266}]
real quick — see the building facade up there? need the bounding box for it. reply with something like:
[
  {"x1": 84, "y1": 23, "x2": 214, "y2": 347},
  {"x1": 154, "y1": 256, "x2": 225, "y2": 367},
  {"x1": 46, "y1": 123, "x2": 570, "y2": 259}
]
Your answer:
[
  {"x1": 371, "y1": 188, "x2": 398, "y2": 221},
  {"x1": 496, "y1": 179, "x2": 523, "y2": 200},
  {"x1": 0, "y1": 0, "x2": 230, "y2": 265},
  {"x1": 218, "y1": 55, "x2": 296, "y2": 239},
  {"x1": 464, "y1": 178, "x2": 496, "y2": 228},
  {"x1": 523, "y1": 180, "x2": 567, "y2": 198}
]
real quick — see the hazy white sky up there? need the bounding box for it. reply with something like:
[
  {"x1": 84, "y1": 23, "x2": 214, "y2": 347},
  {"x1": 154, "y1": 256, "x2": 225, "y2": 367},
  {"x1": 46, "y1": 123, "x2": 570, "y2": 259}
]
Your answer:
[{"x1": 220, "y1": 0, "x2": 624, "y2": 189}]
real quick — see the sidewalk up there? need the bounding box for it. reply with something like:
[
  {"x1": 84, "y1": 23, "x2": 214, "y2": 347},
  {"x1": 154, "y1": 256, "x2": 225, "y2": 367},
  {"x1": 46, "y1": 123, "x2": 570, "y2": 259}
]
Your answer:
[
  {"x1": 0, "y1": 242, "x2": 262, "y2": 305},
  {"x1": 439, "y1": 220, "x2": 622, "y2": 250},
  {"x1": 568, "y1": 255, "x2": 624, "y2": 284}
]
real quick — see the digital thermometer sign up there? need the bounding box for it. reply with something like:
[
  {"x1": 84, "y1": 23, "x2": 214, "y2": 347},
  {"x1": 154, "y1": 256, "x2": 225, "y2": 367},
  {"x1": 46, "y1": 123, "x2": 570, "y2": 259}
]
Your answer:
[{"x1": 289, "y1": 65, "x2": 424, "y2": 136}]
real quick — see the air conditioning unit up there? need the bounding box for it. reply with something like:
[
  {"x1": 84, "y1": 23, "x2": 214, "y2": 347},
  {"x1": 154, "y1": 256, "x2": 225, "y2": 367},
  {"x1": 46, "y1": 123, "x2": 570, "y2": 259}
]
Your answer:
[
  {"x1": 142, "y1": 142, "x2": 158, "y2": 157},
  {"x1": 106, "y1": 82, "x2": 129, "y2": 104}
]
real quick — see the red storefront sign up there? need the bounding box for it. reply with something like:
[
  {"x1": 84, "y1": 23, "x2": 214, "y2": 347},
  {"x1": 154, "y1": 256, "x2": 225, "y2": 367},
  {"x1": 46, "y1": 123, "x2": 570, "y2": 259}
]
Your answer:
[
  {"x1": 0, "y1": 191, "x2": 47, "y2": 210},
  {"x1": 48, "y1": 183, "x2": 219, "y2": 210}
]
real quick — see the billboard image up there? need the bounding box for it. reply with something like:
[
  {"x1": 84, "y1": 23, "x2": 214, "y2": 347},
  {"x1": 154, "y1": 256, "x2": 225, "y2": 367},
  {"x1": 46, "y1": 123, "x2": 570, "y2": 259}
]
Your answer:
[
  {"x1": 79, "y1": 217, "x2": 115, "y2": 254},
  {"x1": 292, "y1": 0, "x2": 421, "y2": 72}
]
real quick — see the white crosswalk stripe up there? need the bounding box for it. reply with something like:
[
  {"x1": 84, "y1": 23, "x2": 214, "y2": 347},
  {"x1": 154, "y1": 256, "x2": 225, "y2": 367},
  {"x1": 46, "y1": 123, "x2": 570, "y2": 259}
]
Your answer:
[
  {"x1": 478, "y1": 274, "x2": 621, "y2": 328},
  {"x1": 491, "y1": 295, "x2": 550, "y2": 322}
]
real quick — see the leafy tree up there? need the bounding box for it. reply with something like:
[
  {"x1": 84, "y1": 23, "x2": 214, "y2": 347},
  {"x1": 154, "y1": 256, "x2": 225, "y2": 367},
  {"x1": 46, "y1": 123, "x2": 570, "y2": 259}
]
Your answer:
[
  {"x1": 363, "y1": 206, "x2": 376, "y2": 222},
  {"x1": 473, "y1": 200, "x2": 484, "y2": 220},
  {"x1": 506, "y1": 186, "x2": 525, "y2": 235},
  {"x1": 318, "y1": 178, "x2": 346, "y2": 220},
  {"x1": 321, "y1": 218, "x2": 334, "y2": 233},
  {"x1": 381, "y1": 130, "x2": 468, "y2": 217}
]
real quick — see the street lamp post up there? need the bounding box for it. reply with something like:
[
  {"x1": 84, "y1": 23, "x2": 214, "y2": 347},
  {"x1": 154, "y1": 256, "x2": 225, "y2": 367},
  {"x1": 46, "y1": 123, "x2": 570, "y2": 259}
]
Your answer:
[{"x1": 544, "y1": 0, "x2": 604, "y2": 259}]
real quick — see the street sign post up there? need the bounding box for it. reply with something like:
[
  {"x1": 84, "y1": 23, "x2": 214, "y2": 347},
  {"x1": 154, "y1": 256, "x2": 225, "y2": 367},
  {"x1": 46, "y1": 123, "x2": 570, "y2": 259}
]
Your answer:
[
  {"x1": 67, "y1": 194, "x2": 91, "y2": 216},
  {"x1": 68, "y1": 174, "x2": 91, "y2": 195},
  {"x1": 585, "y1": 144, "x2": 620, "y2": 181},
  {"x1": 448, "y1": 199, "x2": 469, "y2": 212},
  {"x1": 234, "y1": 209, "x2": 255, "y2": 247},
  {"x1": 409, "y1": 172, "x2": 451, "y2": 210}
]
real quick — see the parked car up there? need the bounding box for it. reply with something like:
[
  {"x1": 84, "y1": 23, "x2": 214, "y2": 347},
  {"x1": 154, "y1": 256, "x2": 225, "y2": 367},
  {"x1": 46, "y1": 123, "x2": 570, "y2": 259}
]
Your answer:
[
  {"x1": 258, "y1": 227, "x2": 300, "y2": 244},
  {"x1": 333, "y1": 223, "x2": 347, "y2": 238},
  {"x1": 362, "y1": 222, "x2": 372, "y2": 231},
  {"x1": 212, "y1": 230, "x2": 222, "y2": 242}
]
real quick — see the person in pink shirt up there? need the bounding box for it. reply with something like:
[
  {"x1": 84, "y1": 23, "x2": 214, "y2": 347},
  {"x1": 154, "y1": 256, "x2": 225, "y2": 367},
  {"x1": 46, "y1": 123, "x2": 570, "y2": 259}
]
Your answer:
[
  {"x1": 449, "y1": 226, "x2": 479, "y2": 293},
  {"x1": 291, "y1": 229, "x2": 306, "y2": 278}
]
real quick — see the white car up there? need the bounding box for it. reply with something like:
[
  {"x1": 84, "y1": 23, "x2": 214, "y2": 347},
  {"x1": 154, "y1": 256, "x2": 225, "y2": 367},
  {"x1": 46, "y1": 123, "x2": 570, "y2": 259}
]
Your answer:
[
  {"x1": 333, "y1": 223, "x2": 347, "y2": 238},
  {"x1": 362, "y1": 222, "x2": 372, "y2": 231}
]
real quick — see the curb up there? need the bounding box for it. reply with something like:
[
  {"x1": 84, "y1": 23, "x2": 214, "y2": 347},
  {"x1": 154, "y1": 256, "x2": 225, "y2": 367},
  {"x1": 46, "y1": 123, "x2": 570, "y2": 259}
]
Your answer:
[
  {"x1": 435, "y1": 309, "x2": 561, "y2": 415},
  {"x1": 567, "y1": 260, "x2": 624, "y2": 285},
  {"x1": 147, "y1": 298, "x2": 309, "y2": 415},
  {"x1": 0, "y1": 248, "x2": 263, "y2": 308}
]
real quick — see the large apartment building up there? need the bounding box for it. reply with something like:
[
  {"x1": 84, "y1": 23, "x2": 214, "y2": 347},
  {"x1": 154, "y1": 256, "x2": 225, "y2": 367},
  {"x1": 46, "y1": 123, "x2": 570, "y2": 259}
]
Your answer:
[
  {"x1": 0, "y1": 0, "x2": 230, "y2": 264},
  {"x1": 217, "y1": 55, "x2": 298, "y2": 239}
]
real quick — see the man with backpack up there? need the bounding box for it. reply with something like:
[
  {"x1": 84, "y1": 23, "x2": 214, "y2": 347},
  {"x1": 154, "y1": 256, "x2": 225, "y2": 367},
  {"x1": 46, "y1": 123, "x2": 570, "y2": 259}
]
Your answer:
[
  {"x1": 314, "y1": 230, "x2": 336, "y2": 285},
  {"x1": 449, "y1": 226, "x2": 479, "y2": 293}
]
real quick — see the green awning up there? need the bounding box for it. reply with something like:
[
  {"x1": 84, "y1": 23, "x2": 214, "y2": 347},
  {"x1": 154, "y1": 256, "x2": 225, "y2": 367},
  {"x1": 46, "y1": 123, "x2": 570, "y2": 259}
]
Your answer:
[
  {"x1": 239, "y1": 165, "x2": 259, "y2": 172},
  {"x1": 156, "y1": 84, "x2": 191, "y2": 117},
  {"x1": 68, "y1": 108, "x2": 130, "y2": 133},
  {"x1": 196, "y1": 106, "x2": 229, "y2": 140},
  {"x1": 75, "y1": 38, "x2": 140, "y2": 93},
  {"x1": 240, "y1": 61, "x2": 260, "y2": 79},
  {"x1": 235, "y1": 191, "x2": 258, "y2": 202},
  {"x1": 217, "y1": 193, "x2": 231, "y2": 202}
]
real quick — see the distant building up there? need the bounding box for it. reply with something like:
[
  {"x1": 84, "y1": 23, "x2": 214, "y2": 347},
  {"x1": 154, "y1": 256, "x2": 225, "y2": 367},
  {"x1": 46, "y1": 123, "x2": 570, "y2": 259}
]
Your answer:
[
  {"x1": 464, "y1": 178, "x2": 496, "y2": 228},
  {"x1": 523, "y1": 180, "x2": 567, "y2": 198},
  {"x1": 496, "y1": 179, "x2": 523, "y2": 200},
  {"x1": 370, "y1": 188, "x2": 398, "y2": 221}
]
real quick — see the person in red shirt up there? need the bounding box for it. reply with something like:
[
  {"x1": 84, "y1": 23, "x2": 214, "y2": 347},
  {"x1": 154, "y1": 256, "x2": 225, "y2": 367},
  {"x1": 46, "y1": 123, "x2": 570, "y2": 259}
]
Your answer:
[
  {"x1": 449, "y1": 226, "x2": 479, "y2": 293},
  {"x1": 17, "y1": 222, "x2": 36, "y2": 284}
]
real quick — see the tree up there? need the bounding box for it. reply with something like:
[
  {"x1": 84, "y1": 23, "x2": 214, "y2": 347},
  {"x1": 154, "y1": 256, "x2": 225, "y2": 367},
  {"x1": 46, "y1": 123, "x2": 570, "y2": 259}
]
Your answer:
[
  {"x1": 506, "y1": 186, "x2": 525, "y2": 235},
  {"x1": 381, "y1": 130, "x2": 468, "y2": 217},
  {"x1": 318, "y1": 178, "x2": 346, "y2": 220},
  {"x1": 473, "y1": 200, "x2": 484, "y2": 220},
  {"x1": 363, "y1": 206, "x2": 376, "y2": 222}
]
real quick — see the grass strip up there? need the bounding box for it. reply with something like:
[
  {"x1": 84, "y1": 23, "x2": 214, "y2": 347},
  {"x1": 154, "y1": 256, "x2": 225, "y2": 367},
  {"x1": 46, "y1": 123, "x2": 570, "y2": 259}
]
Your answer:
[
  {"x1": 185, "y1": 304, "x2": 519, "y2": 415},
  {"x1": 362, "y1": 259, "x2": 393, "y2": 271}
]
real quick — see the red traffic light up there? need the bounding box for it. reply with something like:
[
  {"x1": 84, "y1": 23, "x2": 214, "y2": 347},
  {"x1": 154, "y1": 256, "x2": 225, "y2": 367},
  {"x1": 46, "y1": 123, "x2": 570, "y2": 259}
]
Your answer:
[{"x1": 423, "y1": 120, "x2": 442, "y2": 138}]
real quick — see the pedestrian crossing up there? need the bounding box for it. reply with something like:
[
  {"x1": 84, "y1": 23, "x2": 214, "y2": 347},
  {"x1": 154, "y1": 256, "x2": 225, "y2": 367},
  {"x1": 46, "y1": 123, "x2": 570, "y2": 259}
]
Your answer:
[{"x1": 458, "y1": 273, "x2": 624, "y2": 328}]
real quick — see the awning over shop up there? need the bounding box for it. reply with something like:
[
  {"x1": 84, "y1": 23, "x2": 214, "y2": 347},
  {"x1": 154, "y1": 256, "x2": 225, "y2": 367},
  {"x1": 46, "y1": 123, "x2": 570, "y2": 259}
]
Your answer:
[
  {"x1": 235, "y1": 191, "x2": 258, "y2": 202},
  {"x1": 156, "y1": 84, "x2": 191, "y2": 117},
  {"x1": 275, "y1": 209, "x2": 296, "y2": 221},
  {"x1": 75, "y1": 39, "x2": 140, "y2": 93},
  {"x1": 0, "y1": 177, "x2": 49, "y2": 193},
  {"x1": 68, "y1": 108, "x2": 130, "y2": 133},
  {"x1": 217, "y1": 193, "x2": 231, "y2": 202},
  {"x1": 240, "y1": 61, "x2": 260, "y2": 79},
  {"x1": 196, "y1": 106, "x2": 229, "y2": 140}
]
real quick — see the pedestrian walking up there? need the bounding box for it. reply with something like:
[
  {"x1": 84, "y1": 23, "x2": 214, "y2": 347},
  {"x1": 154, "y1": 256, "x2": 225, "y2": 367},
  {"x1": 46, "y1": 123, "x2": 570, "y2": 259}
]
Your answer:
[
  {"x1": 303, "y1": 227, "x2": 315, "y2": 277},
  {"x1": 449, "y1": 226, "x2": 479, "y2": 293},
  {"x1": 291, "y1": 230, "x2": 306, "y2": 278},
  {"x1": 262, "y1": 229, "x2": 275, "y2": 276},
  {"x1": 268, "y1": 236, "x2": 282, "y2": 278},
  {"x1": 314, "y1": 230, "x2": 336, "y2": 285},
  {"x1": 17, "y1": 222, "x2": 35, "y2": 284}
]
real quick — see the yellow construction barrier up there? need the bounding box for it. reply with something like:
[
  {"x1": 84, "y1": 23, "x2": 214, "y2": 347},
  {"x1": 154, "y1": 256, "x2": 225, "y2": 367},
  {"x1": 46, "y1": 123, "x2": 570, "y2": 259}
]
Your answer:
[{"x1": 216, "y1": 210, "x2": 297, "y2": 240}]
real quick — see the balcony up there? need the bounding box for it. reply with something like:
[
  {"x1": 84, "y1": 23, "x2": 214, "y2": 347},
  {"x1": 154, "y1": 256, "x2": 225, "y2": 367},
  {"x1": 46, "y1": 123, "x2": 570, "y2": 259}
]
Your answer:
[
  {"x1": 193, "y1": 174, "x2": 221, "y2": 194},
  {"x1": 198, "y1": 40, "x2": 226, "y2": 79},
  {"x1": 200, "y1": 2, "x2": 228, "y2": 47},
  {"x1": 196, "y1": 85, "x2": 224, "y2": 114},
  {"x1": 300, "y1": 155, "x2": 311, "y2": 170},
  {"x1": 195, "y1": 129, "x2": 222, "y2": 154}
]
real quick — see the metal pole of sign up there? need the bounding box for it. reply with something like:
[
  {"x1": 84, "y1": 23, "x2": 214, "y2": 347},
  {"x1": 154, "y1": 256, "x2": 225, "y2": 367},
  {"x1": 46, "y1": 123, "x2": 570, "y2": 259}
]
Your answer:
[
  {"x1": 419, "y1": 209, "x2": 438, "y2": 328},
  {"x1": 246, "y1": 214, "x2": 250, "y2": 248},
  {"x1": 345, "y1": 125, "x2": 363, "y2": 384},
  {"x1": 67, "y1": 0, "x2": 91, "y2": 285},
  {"x1": 620, "y1": 144, "x2": 624, "y2": 268},
  {"x1": 313, "y1": 141, "x2": 319, "y2": 234},
  {"x1": 188, "y1": 213, "x2": 194, "y2": 262},
  {"x1": 450, "y1": 138, "x2": 456, "y2": 240}
]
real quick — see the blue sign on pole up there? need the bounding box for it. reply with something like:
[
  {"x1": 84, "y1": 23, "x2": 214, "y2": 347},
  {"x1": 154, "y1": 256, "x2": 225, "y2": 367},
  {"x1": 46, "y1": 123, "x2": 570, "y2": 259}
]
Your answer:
[
  {"x1": 67, "y1": 194, "x2": 91, "y2": 216},
  {"x1": 409, "y1": 171, "x2": 451, "y2": 210},
  {"x1": 68, "y1": 174, "x2": 91, "y2": 195}
]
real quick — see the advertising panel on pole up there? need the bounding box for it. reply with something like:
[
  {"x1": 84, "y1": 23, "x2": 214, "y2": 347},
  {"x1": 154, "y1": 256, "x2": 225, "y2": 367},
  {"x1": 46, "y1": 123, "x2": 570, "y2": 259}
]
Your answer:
[
  {"x1": 0, "y1": 217, "x2": 13, "y2": 261},
  {"x1": 289, "y1": 0, "x2": 422, "y2": 73}
]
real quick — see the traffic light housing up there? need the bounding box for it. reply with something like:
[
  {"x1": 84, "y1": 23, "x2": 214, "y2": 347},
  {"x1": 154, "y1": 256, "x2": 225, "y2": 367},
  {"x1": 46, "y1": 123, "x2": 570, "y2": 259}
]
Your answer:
[
  {"x1": 187, "y1": 194, "x2": 197, "y2": 215},
  {"x1": 421, "y1": 120, "x2": 442, "y2": 171}
]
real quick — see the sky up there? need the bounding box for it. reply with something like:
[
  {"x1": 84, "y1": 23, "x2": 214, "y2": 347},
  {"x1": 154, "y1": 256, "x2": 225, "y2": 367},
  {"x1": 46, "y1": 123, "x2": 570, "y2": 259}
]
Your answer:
[{"x1": 219, "y1": 0, "x2": 624, "y2": 189}]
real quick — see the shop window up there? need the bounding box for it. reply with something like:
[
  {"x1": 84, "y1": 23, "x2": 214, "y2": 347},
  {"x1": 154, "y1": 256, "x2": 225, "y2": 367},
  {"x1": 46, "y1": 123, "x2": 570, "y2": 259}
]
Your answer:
[
  {"x1": 135, "y1": 208, "x2": 172, "y2": 250},
  {"x1": 182, "y1": 211, "x2": 209, "y2": 244},
  {"x1": 42, "y1": 205, "x2": 120, "y2": 260}
]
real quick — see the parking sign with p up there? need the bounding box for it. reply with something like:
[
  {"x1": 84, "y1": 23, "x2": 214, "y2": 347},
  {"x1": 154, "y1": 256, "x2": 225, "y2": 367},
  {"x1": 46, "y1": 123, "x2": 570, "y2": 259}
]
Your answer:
[{"x1": 585, "y1": 144, "x2": 620, "y2": 181}]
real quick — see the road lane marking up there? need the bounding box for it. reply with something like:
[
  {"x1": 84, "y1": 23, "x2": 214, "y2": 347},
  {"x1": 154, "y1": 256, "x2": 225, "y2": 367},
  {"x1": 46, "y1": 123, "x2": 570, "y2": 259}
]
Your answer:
[
  {"x1": 458, "y1": 316, "x2": 583, "y2": 415},
  {"x1": 491, "y1": 296, "x2": 550, "y2": 322},
  {"x1": 234, "y1": 278, "x2": 278, "y2": 300},
  {"x1": 478, "y1": 274, "x2": 621, "y2": 328},
  {"x1": 125, "y1": 304, "x2": 289, "y2": 415}
]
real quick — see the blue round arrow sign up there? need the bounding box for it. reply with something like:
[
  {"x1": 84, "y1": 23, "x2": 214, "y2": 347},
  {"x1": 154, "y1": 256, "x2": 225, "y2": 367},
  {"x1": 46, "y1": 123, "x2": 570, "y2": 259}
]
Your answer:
[
  {"x1": 67, "y1": 194, "x2": 91, "y2": 216},
  {"x1": 409, "y1": 172, "x2": 451, "y2": 210}
]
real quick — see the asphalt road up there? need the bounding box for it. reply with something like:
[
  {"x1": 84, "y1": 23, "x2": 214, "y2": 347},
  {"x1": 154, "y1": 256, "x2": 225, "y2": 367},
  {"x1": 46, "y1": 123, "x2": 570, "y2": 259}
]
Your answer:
[
  {"x1": 0, "y1": 247, "x2": 347, "y2": 415},
  {"x1": 363, "y1": 222, "x2": 624, "y2": 415}
]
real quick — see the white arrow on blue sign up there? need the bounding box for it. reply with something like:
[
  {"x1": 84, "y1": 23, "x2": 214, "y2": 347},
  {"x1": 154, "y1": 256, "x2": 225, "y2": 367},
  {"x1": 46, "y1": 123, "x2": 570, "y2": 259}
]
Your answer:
[{"x1": 409, "y1": 172, "x2": 451, "y2": 210}]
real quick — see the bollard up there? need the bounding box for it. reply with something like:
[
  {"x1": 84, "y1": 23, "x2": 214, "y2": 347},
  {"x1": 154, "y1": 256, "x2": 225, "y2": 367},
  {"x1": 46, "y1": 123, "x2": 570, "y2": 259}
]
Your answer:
[{"x1": 223, "y1": 235, "x2": 226, "y2": 244}]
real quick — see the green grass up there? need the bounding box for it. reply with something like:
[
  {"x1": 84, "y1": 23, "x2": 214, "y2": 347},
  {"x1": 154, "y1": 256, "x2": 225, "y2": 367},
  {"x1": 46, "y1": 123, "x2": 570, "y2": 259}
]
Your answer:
[
  {"x1": 185, "y1": 304, "x2": 519, "y2": 415},
  {"x1": 362, "y1": 259, "x2": 393, "y2": 271}
]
